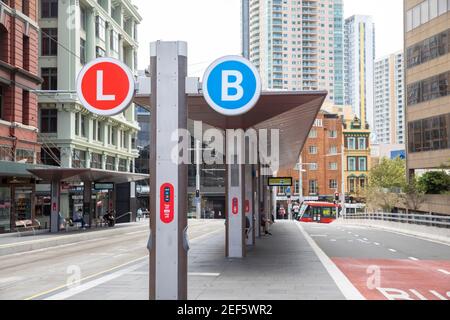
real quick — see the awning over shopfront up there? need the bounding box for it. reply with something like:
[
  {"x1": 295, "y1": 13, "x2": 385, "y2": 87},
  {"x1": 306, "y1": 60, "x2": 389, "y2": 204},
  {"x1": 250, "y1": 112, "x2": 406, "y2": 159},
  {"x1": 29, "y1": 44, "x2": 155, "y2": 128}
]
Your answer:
[
  {"x1": 0, "y1": 161, "x2": 55, "y2": 178},
  {"x1": 134, "y1": 91, "x2": 327, "y2": 170},
  {"x1": 27, "y1": 168, "x2": 148, "y2": 184}
]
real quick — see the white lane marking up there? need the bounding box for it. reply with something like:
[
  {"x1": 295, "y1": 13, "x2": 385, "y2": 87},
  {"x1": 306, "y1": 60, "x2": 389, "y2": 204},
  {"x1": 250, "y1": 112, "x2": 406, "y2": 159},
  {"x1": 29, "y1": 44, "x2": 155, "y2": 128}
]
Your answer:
[
  {"x1": 0, "y1": 276, "x2": 24, "y2": 284},
  {"x1": 437, "y1": 269, "x2": 450, "y2": 275},
  {"x1": 2, "y1": 237, "x2": 109, "y2": 258},
  {"x1": 125, "y1": 230, "x2": 148, "y2": 236},
  {"x1": 357, "y1": 239, "x2": 370, "y2": 244},
  {"x1": 296, "y1": 222, "x2": 365, "y2": 300},
  {"x1": 388, "y1": 248, "x2": 397, "y2": 253},
  {"x1": 311, "y1": 234, "x2": 328, "y2": 238},
  {"x1": 44, "y1": 261, "x2": 147, "y2": 300},
  {"x1": 189, "y1": 273, "x2": 221, "y2": 277},
  {"x1": 363, "y1": 238, "x2": 368, "y2": 241},
  {"x1": 354, "y1": 234, "x2": 359, "y2": 237},
  {"x1": 374, "y1": 242, "x2": 380, "y2": 246},
  {"x1": 429, "y1": 290, "x2": 448, "y2": 300},
  {"x1": 330, "y1": 239, "x2": 337, "y2": 242},
  {"x1": 409, "y1": 257, "x2": 419, "y2": 261}
]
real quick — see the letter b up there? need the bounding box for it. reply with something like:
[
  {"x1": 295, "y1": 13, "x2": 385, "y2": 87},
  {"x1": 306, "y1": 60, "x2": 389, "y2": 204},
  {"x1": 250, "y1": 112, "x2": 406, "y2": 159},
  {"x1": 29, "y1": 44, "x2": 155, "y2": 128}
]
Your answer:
[{"x1": 222, "y1": 70, "x2": 244, "y2": 102}]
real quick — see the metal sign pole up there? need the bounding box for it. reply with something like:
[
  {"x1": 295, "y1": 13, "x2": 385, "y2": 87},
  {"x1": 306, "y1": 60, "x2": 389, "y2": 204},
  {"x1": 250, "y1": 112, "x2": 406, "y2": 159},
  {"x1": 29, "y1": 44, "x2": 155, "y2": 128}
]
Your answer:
[{"x1": 149, "y1": 41, "x2": 188, "y2": 300}]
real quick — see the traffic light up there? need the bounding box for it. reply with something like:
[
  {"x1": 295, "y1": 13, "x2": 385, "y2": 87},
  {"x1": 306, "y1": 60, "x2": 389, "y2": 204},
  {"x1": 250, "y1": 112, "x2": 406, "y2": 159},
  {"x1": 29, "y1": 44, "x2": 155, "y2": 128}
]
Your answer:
[
  {"x1": 195, "y1": 189, "x2": 200, "y2": 198},
  {"x1": 334, "y1": 192, "x2": 339, "y2": 201}
]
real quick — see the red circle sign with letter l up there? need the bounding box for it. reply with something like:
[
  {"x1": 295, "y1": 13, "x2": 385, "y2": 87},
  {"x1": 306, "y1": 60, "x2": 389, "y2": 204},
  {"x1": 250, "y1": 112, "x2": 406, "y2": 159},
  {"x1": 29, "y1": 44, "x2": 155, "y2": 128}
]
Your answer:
[{"x1": 77, "y1": 57, "x2": 135, "y2": 116}]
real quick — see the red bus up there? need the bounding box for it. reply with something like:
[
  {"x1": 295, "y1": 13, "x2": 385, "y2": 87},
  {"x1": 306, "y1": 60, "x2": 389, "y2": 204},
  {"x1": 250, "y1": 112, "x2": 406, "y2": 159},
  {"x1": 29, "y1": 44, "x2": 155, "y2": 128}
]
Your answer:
[{"x1": 297, "y1": 201, "x2": 340, "y2": 224}]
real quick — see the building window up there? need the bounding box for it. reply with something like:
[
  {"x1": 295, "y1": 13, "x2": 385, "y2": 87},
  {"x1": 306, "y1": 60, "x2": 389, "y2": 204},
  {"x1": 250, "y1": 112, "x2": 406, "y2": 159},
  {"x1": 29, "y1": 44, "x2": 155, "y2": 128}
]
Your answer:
[
  {"x1": 41, "y1": 68, "x2": 57, "y2": 90},
  {"x1": 96, "y1": 16, "x2": 106, "y2": 41},
  {"x1": 22, "y1": 90, "x2": 30, "y2": 125},
  {"x1": 40, "y1": 109, "x2": 57, "y2": 133},
  {"x1": 80, "y1": 7, "x2": 87, "y2": 31},
  {"x1": 72, "y1": 149, "x2": 86, "y2": 168},
  {"x1": 314, "y1": 119, "x2": 323, "y2": 127},
  {"x1": 329, "y1": 146, "x2": 337, "y2": 155},
  {"x1": 309, "y1": 145, "x2": 318, "y2": 154},
  {"x1": 110, "y1": 30, "x2": 119, "y2": 52},
  {"x1": 22, "y1": 35, "x2": 29, "y2": 71},
  {"x1": 96, "y1": 46, "x2": 106, "y2": 58},
  {"x1": 328, "y1": 130, "x2": 337, "y2": 138},
  {"x1": 119, "y1": 159, "x2": 127, "y2": 172},
  {"x1": 91, "y1": 153, "x2": 102, "y2": 169},
  {"x1": 41, "y1": 0, "x2": 58, "y2": 18},
  {"x1": 358, "y1": 157, "x2": 367, "y2": 171},
  {"x1": 81, "y1": 115, "x2": 86, "y2": 137},
  {"x1": 16, "y1": 149, "x2": 34, "y2": 164},
  {"x1": 408, "y1": 113, "x2": 450, "y2": 153},
  {"x1": 349, "y1": 178, "x2": 356, "y2": 193},
  {"x1": 41, "y1": 147, "x2": 60, "y2": 166},
  {"x1": 347, "y1": 137, "x2": 356, "y2": 150},
  {"x1": 358, "y1": 137, "x2": 366, "y2": 150},
  {"x1": 408, "y1": 71, "x2": 450, "y2": 105},
  {"x1": 21, "y1": 0, "x2": 29, "y2": 16},
  {"x1": 309, "y1": 180, "x2": 318, "y2": 195},
  {"x1": 98, "y1": 122, "x2": 103, "y2": 142},
  {"x1": 329, "y1": 179, "x2": 337, "y2": 189},
  {"x1": 329, "y1": 162, "x2": 338, "y2": 170},
  {"x1": 75, "y1": 113, "x2": 80, "y2": 136},
  {"x1": 309, "y1": 129, "x2": 317, "y2": 138},
  {"x1": 41, "y1": 28, "x2": 57, "y2": 56},
  {"x1": 348, "y1": 157, "x2": 356, "y2": 171},
  {"x1": 309, "y1": 163, "x2": 318, "y2": 170},
  {"x1": 80, "y1": 38, "x2": 86, "y2": 65},
  {"x1": 106, "y1": 156, "x2": 115, "y2": 170}
]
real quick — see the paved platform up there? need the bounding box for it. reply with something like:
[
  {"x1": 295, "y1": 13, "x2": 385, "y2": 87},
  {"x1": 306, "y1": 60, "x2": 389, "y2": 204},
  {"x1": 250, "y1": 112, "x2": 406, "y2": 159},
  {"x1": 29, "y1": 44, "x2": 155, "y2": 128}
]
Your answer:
[{"x1": 44, "y1": 221, "x2": 346, "y2": 300}]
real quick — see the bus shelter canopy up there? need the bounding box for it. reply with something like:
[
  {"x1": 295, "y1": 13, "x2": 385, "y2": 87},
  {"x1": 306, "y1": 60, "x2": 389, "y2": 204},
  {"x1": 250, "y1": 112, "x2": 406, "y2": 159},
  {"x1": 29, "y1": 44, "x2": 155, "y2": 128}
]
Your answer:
[{"x1": 134, "y1": 91, "x2": 327, "y2": 170}]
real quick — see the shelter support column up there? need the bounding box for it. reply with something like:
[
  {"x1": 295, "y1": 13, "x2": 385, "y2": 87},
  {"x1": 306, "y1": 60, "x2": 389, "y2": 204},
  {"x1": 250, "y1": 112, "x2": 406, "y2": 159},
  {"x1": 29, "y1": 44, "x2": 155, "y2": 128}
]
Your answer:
[
  {"x1": 50, "y1": 180, "x2": 60, "y2": 233},
  {"x1": 245, "y1": 164, "x2": 254, "y2": 246},
  {"x1": 226, "y1": 162, "x2": 246, "y2": 258},
  {"x1": 149, "y1": 41, "x2": 188, "y2": 300},
  {"x1": 83, "y1": 181, "x2": 92, "y2": 228}
]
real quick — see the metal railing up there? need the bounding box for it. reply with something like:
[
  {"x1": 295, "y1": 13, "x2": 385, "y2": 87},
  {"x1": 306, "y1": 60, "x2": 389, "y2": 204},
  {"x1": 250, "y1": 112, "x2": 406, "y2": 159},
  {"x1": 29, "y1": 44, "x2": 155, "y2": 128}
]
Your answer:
[{"x1": 342, "y1": 212, "x2": 450, "y2": 229}]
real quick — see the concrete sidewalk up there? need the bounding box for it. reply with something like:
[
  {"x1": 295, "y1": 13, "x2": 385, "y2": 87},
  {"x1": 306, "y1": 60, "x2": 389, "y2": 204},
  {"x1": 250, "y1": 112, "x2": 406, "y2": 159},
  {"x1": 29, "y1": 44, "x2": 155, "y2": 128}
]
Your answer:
[{"x1": 46, "y1": 221, "x2": 346, "y2": 300}]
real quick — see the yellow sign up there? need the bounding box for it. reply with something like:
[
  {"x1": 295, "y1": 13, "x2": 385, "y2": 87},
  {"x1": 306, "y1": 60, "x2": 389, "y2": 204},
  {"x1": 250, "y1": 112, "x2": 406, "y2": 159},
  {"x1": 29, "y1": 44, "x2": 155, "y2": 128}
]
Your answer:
[{"x1": 268, "y1": 177, "x2": 293, "y2": 187}]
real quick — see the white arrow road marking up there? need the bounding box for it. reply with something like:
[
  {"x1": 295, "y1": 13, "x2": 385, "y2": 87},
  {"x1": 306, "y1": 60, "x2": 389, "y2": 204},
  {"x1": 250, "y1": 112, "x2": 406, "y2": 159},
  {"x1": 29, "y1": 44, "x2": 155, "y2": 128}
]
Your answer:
[
  {"x1": 374, "y1": 242, "x2": 380, "y2": 246},
  {"x1": 437, "y1": 269, "x2": 450, "y2": 275},
  {"x1": 409, "y1": 257, "x2": 419, "y2": 261},
  {"x1": 388, "y1": 248, "x2": 397, "y2": 253},
  {"x1": 310, "y1": 234, "x2": 328, "y2": 237}
]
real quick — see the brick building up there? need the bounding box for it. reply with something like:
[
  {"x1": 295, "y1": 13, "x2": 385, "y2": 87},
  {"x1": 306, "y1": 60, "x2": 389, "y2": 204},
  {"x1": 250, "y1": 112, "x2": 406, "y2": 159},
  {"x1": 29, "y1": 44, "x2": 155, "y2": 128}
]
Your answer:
[
  {"x1": 277, "y1": 110, "x2": 343, "y2": 205},
  {"x1": 0, "y1": 0, "x2": 42, "y2": 233}
]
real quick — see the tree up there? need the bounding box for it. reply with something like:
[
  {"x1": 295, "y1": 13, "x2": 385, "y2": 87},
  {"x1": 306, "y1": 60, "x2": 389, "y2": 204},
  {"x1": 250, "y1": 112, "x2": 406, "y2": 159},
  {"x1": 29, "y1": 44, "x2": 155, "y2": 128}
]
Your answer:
[
  {"x1": 418, "y1": 171, "x2": 450, "y2": 194},
  {"x1": 369, "y1": 157, "x2": 406, "y2": 190},
  {"x1": 365, "y1": 157, "x2": 406, "y2": 212},
  {"x1": 400, "y1": 176, "x2": 426, "y2": 213}
]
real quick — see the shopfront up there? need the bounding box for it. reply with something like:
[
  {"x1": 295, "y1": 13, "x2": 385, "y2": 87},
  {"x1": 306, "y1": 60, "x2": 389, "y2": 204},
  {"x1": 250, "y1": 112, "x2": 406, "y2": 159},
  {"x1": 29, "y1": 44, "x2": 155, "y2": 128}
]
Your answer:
[{"x1": 0, "y1": 177, "x2": 36, "y2": 234}]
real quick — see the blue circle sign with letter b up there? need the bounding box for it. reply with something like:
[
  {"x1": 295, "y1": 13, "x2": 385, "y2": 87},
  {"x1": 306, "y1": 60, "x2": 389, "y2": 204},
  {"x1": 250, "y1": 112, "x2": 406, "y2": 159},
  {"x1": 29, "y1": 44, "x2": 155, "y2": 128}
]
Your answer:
[{"x1": 202, "y1": 56, "x2": 261, "y2": 116}]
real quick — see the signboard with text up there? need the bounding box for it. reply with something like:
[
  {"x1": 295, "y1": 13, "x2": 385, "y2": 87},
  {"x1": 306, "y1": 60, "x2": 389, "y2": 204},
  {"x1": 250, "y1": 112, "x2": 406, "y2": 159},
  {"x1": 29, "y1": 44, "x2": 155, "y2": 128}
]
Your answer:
[{"x1": 268, "y1": 177, "x2": 293, "y2": 187}]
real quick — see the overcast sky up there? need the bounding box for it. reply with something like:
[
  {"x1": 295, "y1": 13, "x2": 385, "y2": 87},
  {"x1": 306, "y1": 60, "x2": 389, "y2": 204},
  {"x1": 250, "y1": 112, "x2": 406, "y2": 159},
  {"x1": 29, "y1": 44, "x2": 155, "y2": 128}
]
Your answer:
[{"x1": 133, "y1": 0, "x2": 404, "y2": 76}]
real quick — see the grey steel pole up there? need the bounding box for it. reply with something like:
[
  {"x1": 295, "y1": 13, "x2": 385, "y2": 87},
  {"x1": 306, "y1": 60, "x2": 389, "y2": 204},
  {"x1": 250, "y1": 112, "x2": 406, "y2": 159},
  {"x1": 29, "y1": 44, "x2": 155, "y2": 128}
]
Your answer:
[
  {"x1": 149, "y1": 41, "x2": 188, "y2": 300},
  {"x1": 196, "y1": 139, "x2": 201, "y2": 219}
]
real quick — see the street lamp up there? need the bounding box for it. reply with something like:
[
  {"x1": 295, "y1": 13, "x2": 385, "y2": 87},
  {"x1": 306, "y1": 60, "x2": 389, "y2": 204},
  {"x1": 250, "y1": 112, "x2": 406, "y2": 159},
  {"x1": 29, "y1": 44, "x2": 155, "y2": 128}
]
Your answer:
[{"x1": 294, "y1": 162, "x2": 309, "y2": 205}]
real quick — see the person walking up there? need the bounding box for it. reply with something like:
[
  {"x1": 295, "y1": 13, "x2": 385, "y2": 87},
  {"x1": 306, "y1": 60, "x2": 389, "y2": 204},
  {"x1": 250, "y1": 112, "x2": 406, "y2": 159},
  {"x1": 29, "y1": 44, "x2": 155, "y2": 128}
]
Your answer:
[
  {"x1": 73, "y1": 208, "x2": 86, "y2": 229},
  {"x1": 260, "y1": 207, "x2": 272, "y2": 236}
]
